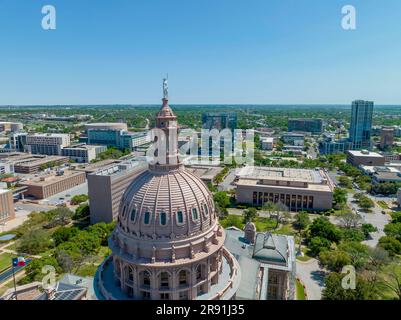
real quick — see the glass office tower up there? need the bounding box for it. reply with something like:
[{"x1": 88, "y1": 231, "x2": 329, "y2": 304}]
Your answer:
[{"x1": 348, "y1": 100, "x2": 374, "y2": 150}]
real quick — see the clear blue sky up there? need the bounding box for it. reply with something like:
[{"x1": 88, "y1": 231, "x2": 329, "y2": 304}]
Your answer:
[{"x1": 1, "y1": 0, "x2": 401, "y2": 105}]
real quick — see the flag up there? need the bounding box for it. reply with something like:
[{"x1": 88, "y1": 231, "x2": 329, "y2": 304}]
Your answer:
[{"x1": 12, "y1": 257, "x2": 26, "y2": 267}]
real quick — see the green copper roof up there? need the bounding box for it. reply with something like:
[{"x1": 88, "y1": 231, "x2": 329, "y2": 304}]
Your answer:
[{"x1": 253, "y1": 233, "x2": 287, "y2": 264}]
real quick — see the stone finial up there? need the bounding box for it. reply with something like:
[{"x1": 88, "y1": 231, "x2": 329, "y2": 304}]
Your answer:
[
  {"x1": 204, "y1": 236, "x2": 210, "y2": 253},
  {"x1": 171, "y1": 245, "x2": 176, "y2": 263},
  {"x1": 151, "y1": 246, "x2": 156, "y2": 263},
  {"x1": 190, "y1": 243, "x2": 195, "y2": 259},
  {"x1": 244, "y1": 221, "x2": 256, "y2": 244}
]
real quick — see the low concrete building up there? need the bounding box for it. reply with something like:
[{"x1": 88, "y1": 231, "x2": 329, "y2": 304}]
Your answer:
[
  {"x1": 71, "y1": 159, "x2": 123, "y2": 177},
  {"x1": 84, "y1": 123, "x2": 128, "y2": 132},
  {"x1": 62, "y1": 144, "x2": 107, "y2": 163},
  {"x1": 360, "y1": 165, "x2": 401, "y2": 184},
  {"x1": 380, "y1": 126, "x2": 394, "y2": 150},
  {"x1": 0, "y1": 189, "x2": 15, "y2": 222},
  {"x1": 0, "y1": 161, "x2": 14, "y2": 175},
  {"x1": 20, "y1": 170, "x2": 86, "y2": 199},
  {"x1": 225, "y1": 228, "x2": 296, "y2": 300},
  {"x1": 13, "y1": 155, "x2": 69, "y2": 174},
  {"x1": 235, "y1": 166, "x2": 334, "y2": 211},
  {"x1": 347, "y1": 150, "x2": 385, "y2": 167},
  {"x1": 185, "y1": 165, "x2": 224, "y2": 183},
  {"x1": 0, "y1": 122, "x2": 24, "y2": 133},
  {"x1": 282, "y1": 133, "x2": 305, "y2": 146},
  {"x1": 260, "y1": 137, "x2": 274, "y2": 150},
  {"x1": 88, "y1": 160, "x2": 147, "y2": 224}
]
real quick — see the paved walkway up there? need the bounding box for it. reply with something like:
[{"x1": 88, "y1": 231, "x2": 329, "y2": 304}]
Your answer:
[
  {"x1": 346, "y1": 193, "x2": 391, "y2": 247},
  {"x1": 296, "y1": 258, "x2": 326, "y2": 300}
]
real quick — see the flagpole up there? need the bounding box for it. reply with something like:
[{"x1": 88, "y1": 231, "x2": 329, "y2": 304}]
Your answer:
[{"x1": 12, "y1": 261, "x2": 18, "y2": 300}]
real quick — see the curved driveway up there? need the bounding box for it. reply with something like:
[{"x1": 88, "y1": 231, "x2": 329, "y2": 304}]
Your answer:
[{"x1": 296, "y1": 258, "x2": 326, "y2": 300}]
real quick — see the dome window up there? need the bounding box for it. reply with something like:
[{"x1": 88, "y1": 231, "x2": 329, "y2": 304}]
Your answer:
[
  {"x1": 130, "y1": 208, "x2": 136, "y2": 222},
  {"x1": 121, "y1": 205, "x2": 127, "y2": 218},
  {"x1": 144, "y1": 211, "x2": 151, "y2": 225},
  {"x1": 160, "y1": 211, "x2": 167, "y2": 226},
  {"x1": 203, "y1": 204, "x2": 209, "y2": 216},
  {"x1": 192, "y1": 208, "x2": 198, "y2": 220},
  {"x1": 176, "y1": 211, "x2": 184, "y2": 224}
]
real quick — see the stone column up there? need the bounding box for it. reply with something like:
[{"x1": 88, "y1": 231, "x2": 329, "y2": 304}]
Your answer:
[
  {"x1": 191, "y1": 264, "x2": 197, "y2": 299},
  {"x1": 151, "y1": 270, "x2": 158, "y2": 300}
]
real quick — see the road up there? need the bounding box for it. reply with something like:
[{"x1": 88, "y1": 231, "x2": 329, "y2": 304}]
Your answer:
[
  {"x1": 218, "y1": 168, "x2": 237, "y2": 191},
  {"x1": 0, "y1": 259, "x2": 32, "y2": 284},
  {"x1": 296, "y1": 258, "x2": 326, "y2": 300},
  {"x1": 328, "y1": 170, "x2": 392, "y2": 248},
  {"x1": 44, "y1": 182, "x2": 88, "y2": 206}
]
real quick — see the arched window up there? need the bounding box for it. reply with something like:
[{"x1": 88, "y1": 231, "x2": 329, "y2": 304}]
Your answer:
[
  {"x1": 192, "y1": 208, "x2": 198, "y2": 220},
  {"x1": 160, "y1": 212, "x2": 167, "y2": 226},
  {"x1": 160, "y1": 272, "x2": 169, "y2": 289},
  {"x1": 130, "y1": 208, "x2": 136, "y2": 222},
  {"x1": 142, "y1": 271, "x2": 151, "y2": 287},
  {"x1": 179, "y1": 270, "x2": 188, "y2": 286},
  {"x1": 176, "y1": 211, "x2": 184, "y2": 224},
  {"x1": 196, "y1": 265, "x2": 203, "y2": 281},
  {"x1": 144, "y1": 211, "x2": 150, "y2": 225},
  {"x1": 127, "y1": 266, "x2": 134, "y2": 282}
]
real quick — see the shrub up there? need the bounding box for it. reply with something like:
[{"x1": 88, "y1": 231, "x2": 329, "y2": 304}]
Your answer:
[
  {"x1": 70, "y1": 194, "x2": 89, "y2": 205},
  {"x1": 378, "y1": 236, "x2": 401, "y2": 256},
  {"x1": 309, "y1": 236, "x2": 332, "y2": 256}
]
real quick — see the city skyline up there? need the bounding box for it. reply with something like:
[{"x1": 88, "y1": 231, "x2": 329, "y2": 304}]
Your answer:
[{"x1": 1, "y1": 0, "x2": 401, "y2": 105}]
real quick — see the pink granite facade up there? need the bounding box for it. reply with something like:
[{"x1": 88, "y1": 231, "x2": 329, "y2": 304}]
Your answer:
[{"x1": 96, "y1": 79, "x2": 240, "y2": 300}]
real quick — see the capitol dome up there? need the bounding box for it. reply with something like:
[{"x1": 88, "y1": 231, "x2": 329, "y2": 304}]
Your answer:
[
  {"x1": 118, "y1": 167, "x2": 217, "y2": 239},
  {"x1": 95, "y1": 78, "x2": 240, "y2": 301}
]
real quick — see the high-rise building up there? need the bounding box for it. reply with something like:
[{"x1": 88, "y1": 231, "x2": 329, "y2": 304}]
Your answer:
[
  {"x1": 348, "y1": 100, "x2": 374, "y2": 150},
  {"x1": 380, "y1": 126, "x2": 395, "y2": 150},
  {"x1": 201, "y1": 112, "x2": 237, "y2": 154},
  {"x1": 288, "y1": 118, "x2": 323, "y2": 134},
  {"x1": 202, "y1": 112, "x2": 237, "y2": 132},
  {"x1": 62, "y1": 144, "x2": 107, "y2": 163},
  {"x1": 26, "y1": 133, "x2": 71, "y2": 156}
]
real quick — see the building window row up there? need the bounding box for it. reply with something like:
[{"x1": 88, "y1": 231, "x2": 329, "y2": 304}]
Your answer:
[{"x1": 252, "y1": 191, "x2": 314, "y2": 210}]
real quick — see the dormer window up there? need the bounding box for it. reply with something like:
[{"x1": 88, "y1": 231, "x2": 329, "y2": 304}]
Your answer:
[
  {"x1": 130, "y1": 208, "x2": 136, "y2": 222},
  {"x1": 176, "y1": 211, "x2": 184, "y2": 225},
  {"x1": 192, "y1": 208, "x2": 198, "y2": 220},
  {"x1": 144, "y1": 211, "x2": 151, "y2": 225},
  {"x1": 121, "y1": 205, "x2": 127, "y2": 218},
  {"x1": 160, "y1": 211, "x2": 167, "y2": 226},
  {"x1": 203, "y1": 204, "x2": 209, "y2": 216}
]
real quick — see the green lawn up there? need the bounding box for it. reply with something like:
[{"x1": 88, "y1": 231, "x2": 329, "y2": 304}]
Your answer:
[
  {"x1": 75, "y1": 264, "x2": 99, "y2": 277},
  {"x1": 296, "y1": 247, "x2": 312, "y2": 262},
  {"x1": 377, "y1": 201, "x2": 389, "y2": 210},
  {"x1": 0, "y1": 252, "x2": 13, "y2": 273},
  {"x1": 296, "y1": 279, "x2": 306, "y2": 300},
  {"x1": 275, "y1": 224, "x2": 296, "y2": 236},
  {"x1": 0, "y1": 278, "x2": 16, "y2": 296},
  {"x1": 219, "y1": 215, "x2": 276, "y2": 232}
]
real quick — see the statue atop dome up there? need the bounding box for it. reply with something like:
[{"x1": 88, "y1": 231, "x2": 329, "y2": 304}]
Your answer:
[{"x1": 163, "y1": 76, "x2": 168, "y2": 100}]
